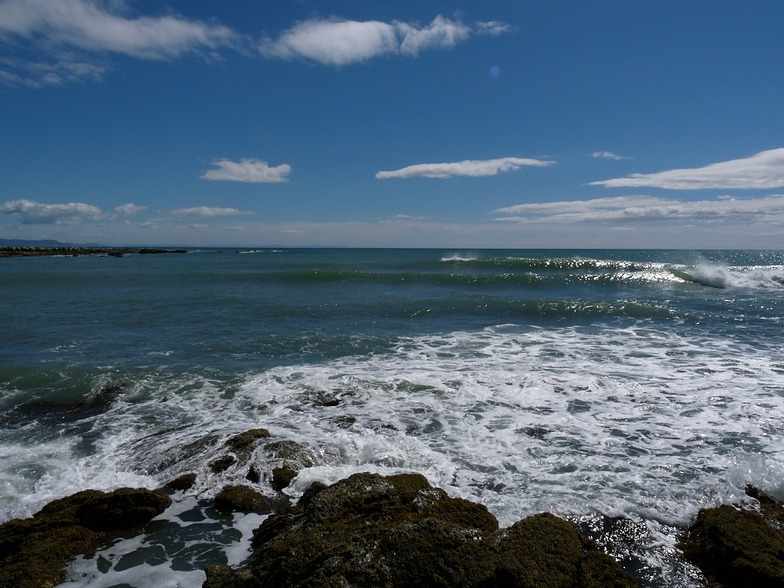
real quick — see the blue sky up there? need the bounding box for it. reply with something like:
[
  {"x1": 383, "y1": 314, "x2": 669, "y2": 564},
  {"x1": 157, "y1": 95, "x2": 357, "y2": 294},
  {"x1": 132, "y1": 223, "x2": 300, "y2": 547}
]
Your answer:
[{"x1": 1, "y1": 0, "x2": 784, "y2": 248}]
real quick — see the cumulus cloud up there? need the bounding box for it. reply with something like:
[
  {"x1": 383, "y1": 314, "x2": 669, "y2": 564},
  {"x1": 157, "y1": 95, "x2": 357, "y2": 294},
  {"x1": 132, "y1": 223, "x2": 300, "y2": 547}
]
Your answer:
[
  {"x1": 493, "y1": 194, "x2": 784, "y2": 224},
  {"x1": 592, "y1": 151, "x2": 629, "y2": 161},
  {"x1": 260, "y1": 15, "x2": 510, "y2": 66},
  {"x1": 0, "y1": 198, "x2": 103, "y2": 224},
  {"x1": 0, "y1": 0, "x2": 239, "y2": 86},
  {"x1": 591, "y1": 148, "x2": 784, "y2": 190},
  {"x1": 376, "y1": 157, "x2": 554, "y2": 180},
  {"x1": 171, "y1": 206, "x2": 244, "y2": 217},
  {"x1": 200, "y1": 158, "x2": 291, "y2": 183}
]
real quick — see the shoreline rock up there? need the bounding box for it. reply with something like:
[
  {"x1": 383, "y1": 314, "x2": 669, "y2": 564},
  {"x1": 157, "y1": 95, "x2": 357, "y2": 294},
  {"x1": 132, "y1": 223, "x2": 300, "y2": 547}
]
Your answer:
[
  {"x1": 679, "y1": 485, "x2": 784, "y2": 587},
  {"x1": 0, "y1": 488, "x2": 171, "y2": 588},
  {"x1": 205, "y1": 472, "x2": 636, "y2": 588},
  {"x1": 2, "y1": 467, "x2": 783, "y2": 587}
]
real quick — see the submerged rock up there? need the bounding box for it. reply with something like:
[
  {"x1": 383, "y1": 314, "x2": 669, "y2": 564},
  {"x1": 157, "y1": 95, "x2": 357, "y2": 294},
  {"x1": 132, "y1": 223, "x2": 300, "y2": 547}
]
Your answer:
[
  {"x1": 224, "y1": 429, "x2": 271, "y2": 455},
  {"x1": 0, "y1": 487, "x2": 171, "y2": 588},
  {"x1": 203, "y1": 472, "x2": 635, "y2": 587},
  {"x1": 679, "y1": 485, "x2": 784, "y2": 587}
]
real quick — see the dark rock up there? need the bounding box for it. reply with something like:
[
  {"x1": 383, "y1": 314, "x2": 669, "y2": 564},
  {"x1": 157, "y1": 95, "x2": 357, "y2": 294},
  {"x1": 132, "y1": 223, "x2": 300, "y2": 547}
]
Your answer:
[
  {"x1": 271, "y1": 463, "x2": 298, "y2": 491},
  {"x1": 214, "y1": 485, "x2": 281, "y2": 514},
  {"x1": 203, "y1": 472, "x2": 635, "y2": 588},
  {"x1": 74, "y1": 488, "x2": 172, "y2": 532},
  {"x1": 263, "y1": 439, "x2": 314, "y2": 467},
  {"x1": 224, "y1": 429, "x2": 271, "y2": 454},
  {"x1": 210, "y1": 455, "x2": 237, "y2": 473},
  {"x1": 679, "y1": 486, "x2": 784, "y2": 587},
  {"x1": 0, "y1": 488, "x2": 170, "y2": 588},
  {"x1": 165, "y1": 473, "x2": 197, "y2": 492},
  {"x1": 246, "y1": 465, "x2": 261, "y2": 483}
]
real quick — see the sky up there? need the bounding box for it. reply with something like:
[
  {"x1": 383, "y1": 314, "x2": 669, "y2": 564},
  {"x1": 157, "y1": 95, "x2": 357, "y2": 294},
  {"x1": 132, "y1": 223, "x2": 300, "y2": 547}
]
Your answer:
[{"x1": 1, "y1": 0, "x2": 784, "y2": 249}]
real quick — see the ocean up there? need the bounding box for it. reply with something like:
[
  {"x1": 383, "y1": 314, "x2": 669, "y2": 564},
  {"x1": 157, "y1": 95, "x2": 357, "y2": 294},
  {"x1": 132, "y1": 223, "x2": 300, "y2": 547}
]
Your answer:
[{"x1": 1, "y1": 248, "x2": 783, "y2": 587}]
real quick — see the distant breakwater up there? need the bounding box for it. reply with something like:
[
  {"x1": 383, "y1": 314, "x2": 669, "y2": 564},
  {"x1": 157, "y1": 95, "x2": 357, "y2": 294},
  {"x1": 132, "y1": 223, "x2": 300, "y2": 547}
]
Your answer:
[{"x1": 0, "y1": 246, "x2": 188, "y2": 258}]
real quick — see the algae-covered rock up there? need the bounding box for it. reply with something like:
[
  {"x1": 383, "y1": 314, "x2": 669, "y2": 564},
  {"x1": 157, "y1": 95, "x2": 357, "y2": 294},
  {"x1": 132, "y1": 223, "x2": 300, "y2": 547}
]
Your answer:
[
  {"x1": 0, "y1": 487, "x2": 171, "y2": 588},
  {"x1": 210, "y1": 454, "x2": 237, "y2": 473},
  {"x1": 224, "y1": 429, "x2": 270, "y2": 454},
  {"x1": 214, "y1": 484, "x2": 285, "y2": 514},
  {"x1": 164, "y1": 472, "x2": 198, "y2": 492},
  {"x1": 203, "y1": 472, "x2": 635, "y2": 588},
  {"x1": 270, "y1": 463, "x2": 298, "y2": 491},
  {"x1": 679, "y1": 486, "x2": 784, "y2": 587}
]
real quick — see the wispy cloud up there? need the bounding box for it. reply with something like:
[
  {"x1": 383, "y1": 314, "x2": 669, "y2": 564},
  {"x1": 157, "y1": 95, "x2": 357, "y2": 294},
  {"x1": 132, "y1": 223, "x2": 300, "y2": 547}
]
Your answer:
[
  {"x1": 376, "y1": 157, "x2": 554, "y2": 180},
  {"x1": 260, "y1": 15, "x2": 511, "y2": 66},
  {"x1": 592, "y1": 151, "x2": 630, "y2": 161},
  {"x1": 591, "y1": 148, "x2": 784, "y2": 190},
  {"x1": 171, "y1": 206, "x2": 245, "y2": 217},
  {"x1": 494, "y1": 194, "x2": 784, "y2": 224},
  {"x1": 0, "y1": 0, "x2": 239, "y2": 86},
  {"x1": 200, "y1": 158, "x2": 292, "y2": 183},
  {"x1": 113, "y1": 203, "x2": 145, "y2": 217},
  {"x1": 0, "y1": 198, "x2": 102, "y2": 224}
]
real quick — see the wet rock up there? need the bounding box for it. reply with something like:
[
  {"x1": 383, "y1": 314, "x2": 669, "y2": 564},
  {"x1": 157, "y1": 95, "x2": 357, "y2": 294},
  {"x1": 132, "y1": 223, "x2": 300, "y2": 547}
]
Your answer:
[
  {"x1": 679, "y1": 485, "x2": 784, "y2": 587},
  {"x1": 203, "y1": 472, "x2": 635, "y2": 588},
  {"x1": 246, "y1": 465, "x2": 261, "y2": 483},
  {"x1": 164, "y1": 473, "x2": 197, "y2": 492},
  {"x1": 0, "y1": 488, "x2": 170, "y2": 588},
  {"x1": 214, "y1": 485, "x2": 282, "y2": 514},
  {"x1": 271, "y1": 463, "x2": 297, "y2": 491},
  {"x1": 263, "y1": 439, "x2": 314, "y2": 467},
  {"x1": 210, "y1": 455, "x2": 237, "y2": 473},
  {"x1": 224, "y1": 429, "x2": 270, "y2": 455}
]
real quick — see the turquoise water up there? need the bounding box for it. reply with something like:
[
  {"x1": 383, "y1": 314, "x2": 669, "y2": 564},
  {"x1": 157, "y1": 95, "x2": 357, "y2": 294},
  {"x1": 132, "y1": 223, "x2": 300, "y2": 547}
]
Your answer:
[{"x1": 2, "y1": 248, "x2": 784, "y2": 586}]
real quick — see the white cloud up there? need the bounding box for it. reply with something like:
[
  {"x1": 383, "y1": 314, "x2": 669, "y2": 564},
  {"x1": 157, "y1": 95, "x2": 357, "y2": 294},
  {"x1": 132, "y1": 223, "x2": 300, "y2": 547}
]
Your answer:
[
  {"x1": 260, "y1": 15, "x2": 510, "y2": 66},
  {"x1": 201, "y1": 158, "x2": 292, "y2": 183},
  {"x1": 591, "y1": 148, "x2": 784, "y2": 190},
  {"x1": 0, "y1": 0, "x2": 238, "y2": 59},
  {"x1": 494, "y1": 194, "x2": 784, "y2": 224},
  {"x1": 0, "y1": 0, "x2": 240, "y2": 86},
  {"x1": 592, "y1": 151, "x2": 629, "y2": 161},
  {"x1": 113, "y1": 202, "x2": 145, "y2": 217},
  {"x1": 171, "y1": 206, "x2": 244, "y2": 217},
  {"x1": 0, "y1": 198, "x2": 102, "y2": 223},
  {"x1": 260, "y1": 18, "x2": 398, "y2": 66},
  {"x1": 376, "y1": 157, "x2": 554, "y2": 180}
]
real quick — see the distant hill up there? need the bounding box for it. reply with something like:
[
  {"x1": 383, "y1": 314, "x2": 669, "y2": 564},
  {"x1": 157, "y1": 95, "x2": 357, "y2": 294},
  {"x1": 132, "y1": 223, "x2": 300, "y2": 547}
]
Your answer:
[{"x1": 0, "y1": 238, "x2": 74, "y2": 247}]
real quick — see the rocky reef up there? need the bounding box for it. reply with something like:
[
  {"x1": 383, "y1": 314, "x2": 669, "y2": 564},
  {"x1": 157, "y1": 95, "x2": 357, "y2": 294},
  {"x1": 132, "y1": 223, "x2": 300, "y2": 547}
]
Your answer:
[
  {"x1": 2, "y1": 427, "x2": 783, "y2": 587},
  {"x1": 204, "y1": 471, "x2": 636, "y2": 588}
]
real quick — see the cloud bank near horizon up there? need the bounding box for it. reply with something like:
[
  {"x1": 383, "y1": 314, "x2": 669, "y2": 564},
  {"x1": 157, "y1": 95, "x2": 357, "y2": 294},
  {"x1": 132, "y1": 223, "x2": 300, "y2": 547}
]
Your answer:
[
  {"x1": 591, "y1": 148, "x2": 784, "y2": 190},
  {"x1": 172, "y1": 206, "x2": 245, "y2": 218},
  {"x1": 494, "y1": 194, "x2": 784, "y2": 224},
  {"x1": 0, "y1": 198, "x2": 103, "y2": 224},
  {"x1": 260, "y1": 15, "x2": 511, "y2": 66},
  {"x1": 376, "y1": 157, "x2": 554, "y2": 179}
]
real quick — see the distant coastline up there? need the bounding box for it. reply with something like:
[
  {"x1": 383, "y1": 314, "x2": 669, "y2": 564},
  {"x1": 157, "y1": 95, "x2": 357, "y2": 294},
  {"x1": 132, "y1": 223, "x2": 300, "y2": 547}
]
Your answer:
[{"x1": 0, "y1": 246, "x2": 188, "y2": 258}]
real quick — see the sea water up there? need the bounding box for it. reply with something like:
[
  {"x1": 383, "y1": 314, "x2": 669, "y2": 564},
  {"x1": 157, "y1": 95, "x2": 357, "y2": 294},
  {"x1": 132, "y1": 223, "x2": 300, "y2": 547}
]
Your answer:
[{"x1": 1, "y1": 248, "x2": 783, "y2": 587}]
